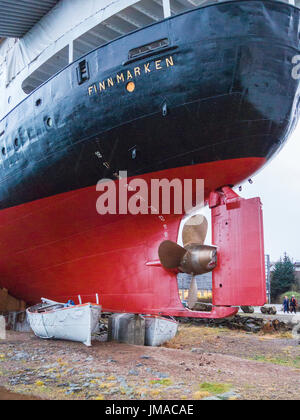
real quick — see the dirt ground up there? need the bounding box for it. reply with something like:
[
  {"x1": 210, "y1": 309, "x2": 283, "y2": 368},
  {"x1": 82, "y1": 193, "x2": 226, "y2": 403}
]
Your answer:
[
  {"x1": 0, "y1": 324, "x2": 299, "y2": 400},
  {"x1": 0, "y1": 386, "x2": 41, "y2": 400}
]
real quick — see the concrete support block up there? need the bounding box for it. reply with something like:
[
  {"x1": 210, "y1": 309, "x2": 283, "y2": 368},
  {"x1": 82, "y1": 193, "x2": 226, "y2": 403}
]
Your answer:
[
  {"x1": 144, "y1": 316, "x2": 178, "y2": 346},
  {"x1": 0, "y1": 315, "x2": 5, "y2": 340},
  {"x1": 7, "y1": 312, "x2": 17, "y2": 331},
  {"x1": 15, "y1": 314, "x2": 31, "y2": 332},
  {"x1": 108, "y1": 313, "x2": 145, "y2": 345}
]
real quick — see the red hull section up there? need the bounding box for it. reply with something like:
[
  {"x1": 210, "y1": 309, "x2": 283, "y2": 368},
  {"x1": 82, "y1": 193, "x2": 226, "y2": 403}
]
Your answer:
[{"x1": 0, "y1": 157, "x2": 265, "y2": 317}]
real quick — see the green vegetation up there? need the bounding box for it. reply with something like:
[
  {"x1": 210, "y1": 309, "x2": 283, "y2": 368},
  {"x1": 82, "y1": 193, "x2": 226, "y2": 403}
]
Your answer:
[
  {"x1": 250, "y1": 355, "x2": 300, "y2": 369},
  {"x1": 279, "y1": 291, "x2": 300, "y2": 303},
  {"x1": 271, "y1": 254, "x2": 296, "y2": 300},
  {"x1": 149, "y1": 378, "x2": 173, "y2": 386},
  {"x1": 198, "y1": 382, "x2": 232, "y2": 395}
]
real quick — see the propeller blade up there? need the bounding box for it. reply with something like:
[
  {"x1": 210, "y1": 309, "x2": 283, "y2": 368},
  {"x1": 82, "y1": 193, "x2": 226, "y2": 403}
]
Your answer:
[
  {"x1": 158, "y1": 240, "x2": 186, "y2": 269},
  {"x1": 187, "y1": 276, "x2": 198, "y2": 310},
  {"x1": 182, "y1": 214, "x2": 208, "y2": 247}
]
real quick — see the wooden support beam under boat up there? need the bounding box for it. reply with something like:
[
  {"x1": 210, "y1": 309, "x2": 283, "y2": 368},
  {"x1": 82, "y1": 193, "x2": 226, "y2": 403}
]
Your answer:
[{"x1": 0, "y1": 288, "x2": 26, "y2": 313}]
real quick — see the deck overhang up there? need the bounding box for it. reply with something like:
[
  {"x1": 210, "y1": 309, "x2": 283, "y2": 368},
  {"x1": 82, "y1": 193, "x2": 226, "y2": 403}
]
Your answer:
[{"x1": 0, "y1": 0, "x2": 58, "y2": 38}]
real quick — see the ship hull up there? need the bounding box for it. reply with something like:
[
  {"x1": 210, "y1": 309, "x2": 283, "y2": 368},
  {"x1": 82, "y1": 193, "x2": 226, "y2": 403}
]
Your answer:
[
  {"x1": 0, "y1": 0, "x2": 299, "y2": 312},
  {"x1": 0, "y1": 0, "x2": 299, "y2": 209},
  {"x1": 0, "y1": 157, "x2": 263, "y2": 310}
]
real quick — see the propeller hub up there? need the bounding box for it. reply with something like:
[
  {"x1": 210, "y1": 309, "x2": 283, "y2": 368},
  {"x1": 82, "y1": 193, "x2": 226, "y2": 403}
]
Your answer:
[
  {"x1": 179, "y1": 244, "x2": 217, "y2": 275},
  {"x1": 158, "y1": 214, "x2": 217, "y2": 276}
]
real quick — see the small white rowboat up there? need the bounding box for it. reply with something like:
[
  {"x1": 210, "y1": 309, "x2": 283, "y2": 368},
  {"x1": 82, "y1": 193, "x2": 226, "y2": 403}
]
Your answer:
[{"x1": 27, "y1": 298, "x2": 101, "y2": 346}]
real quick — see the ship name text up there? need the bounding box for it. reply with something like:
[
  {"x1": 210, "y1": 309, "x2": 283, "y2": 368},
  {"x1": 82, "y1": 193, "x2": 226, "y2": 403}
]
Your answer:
[{"x1": 88, "y1": 56, "x2": 174, "y2": 96}]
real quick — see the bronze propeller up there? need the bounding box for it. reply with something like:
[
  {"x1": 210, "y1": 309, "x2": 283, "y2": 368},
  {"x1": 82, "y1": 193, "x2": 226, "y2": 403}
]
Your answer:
[
  {"x1": 158, "y1": 214, "x2": 217, "y2": 309},
  {"x1": 158, "y1": 214, "x2": 217, "y2": 275}
]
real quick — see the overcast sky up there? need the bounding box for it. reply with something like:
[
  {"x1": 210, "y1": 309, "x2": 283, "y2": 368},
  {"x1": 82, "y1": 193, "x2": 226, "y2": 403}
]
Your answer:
[{"x1": 240, "y1": 122, "x2": 300, "y2": 263}]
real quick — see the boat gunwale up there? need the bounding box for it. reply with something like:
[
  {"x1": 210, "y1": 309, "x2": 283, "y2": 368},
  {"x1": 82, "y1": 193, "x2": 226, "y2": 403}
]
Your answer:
[{"x1": 27, "y1": 302, "x2": 101, "y2": 315}]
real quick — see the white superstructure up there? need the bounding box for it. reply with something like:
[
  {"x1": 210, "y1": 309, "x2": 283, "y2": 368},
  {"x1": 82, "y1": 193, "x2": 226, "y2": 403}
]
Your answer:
[{"x1": 0, "y1": 0, "x2": 208, "y2": 120}]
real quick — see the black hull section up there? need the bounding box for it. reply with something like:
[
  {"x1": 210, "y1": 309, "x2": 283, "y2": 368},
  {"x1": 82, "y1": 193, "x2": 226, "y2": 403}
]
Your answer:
[{"x1": 0, "y1": 0, "x2": 300, "y2": 209}]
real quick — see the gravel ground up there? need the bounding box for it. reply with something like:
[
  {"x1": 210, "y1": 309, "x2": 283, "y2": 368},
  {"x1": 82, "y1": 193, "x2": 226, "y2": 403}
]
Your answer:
[{"x1": 0, "y1": 326, "x2": 299, "y2": 400}]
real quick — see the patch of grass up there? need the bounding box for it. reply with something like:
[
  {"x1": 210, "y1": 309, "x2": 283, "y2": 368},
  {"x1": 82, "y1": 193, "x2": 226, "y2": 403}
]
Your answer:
[
  {"x1": 149, "y1": 378, "x2": 173, "y2": 386},
  {"x1": 193, "y1": 390, "x2": 211, "y2": 400},
  {"x1": 119, "y1": 386, "x2": 129, "y2": 395},
  {"x1": 45, "y1": 368, "x2": 56, "y2": 374},
  {"x1": 250, "y1": 355, "x2": 300, "y2": 369},
  {"x1": 198, "y1": 382, "x2": 232, "y2": 395},
  {"x1": 95, "y1": 394, "x2": 105, "y2": 400},
  {"x1": 35, "y1": 381, "x2": 44, "y2": 387},
  {"x1": 277, "y1": 332, "x2": 293, "y2": 339},
  {"x1": 150, "y1": 389, "x2": 162, "y2": 397},
  {"x1": 99, "y1": 382, "x2": 115, "y2": 389},
  {"x1": 258, "y1": 331, "x2": 293, "y2": 339},
  {"x1": 164, "y1": 325, "x2": 231, "y2": 349}
]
